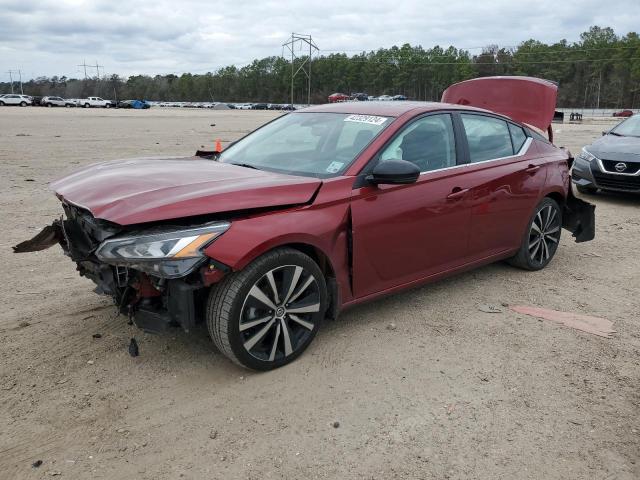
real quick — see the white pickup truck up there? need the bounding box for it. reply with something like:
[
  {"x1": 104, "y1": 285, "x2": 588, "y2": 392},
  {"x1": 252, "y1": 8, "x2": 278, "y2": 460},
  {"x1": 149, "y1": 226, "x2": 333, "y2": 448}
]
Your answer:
[{"x1": 80, "y1": 97, "x2": 113, "y2": 108}]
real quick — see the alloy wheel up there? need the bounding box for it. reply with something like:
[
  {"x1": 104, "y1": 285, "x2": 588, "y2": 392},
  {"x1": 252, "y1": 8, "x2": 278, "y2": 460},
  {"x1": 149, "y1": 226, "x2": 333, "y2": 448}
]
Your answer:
[
  {"x1": 239, "y1": 265, "x2": 321, "y2": 362},
  {"x1": 528, "y1": 204, "x2": 560, "y2": 264}
]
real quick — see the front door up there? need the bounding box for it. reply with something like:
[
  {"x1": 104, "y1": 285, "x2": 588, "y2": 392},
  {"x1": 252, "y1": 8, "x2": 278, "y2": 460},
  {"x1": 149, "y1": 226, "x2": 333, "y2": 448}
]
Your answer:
[{"x1": 350, "y1": 113, "x2": 473, "y2": 298}]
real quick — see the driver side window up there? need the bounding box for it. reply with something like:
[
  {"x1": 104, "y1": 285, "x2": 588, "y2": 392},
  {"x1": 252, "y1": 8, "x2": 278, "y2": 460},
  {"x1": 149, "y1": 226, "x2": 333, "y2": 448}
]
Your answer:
[{"x1": 379, "y1": 114, "x2": 456, "y2": 172}]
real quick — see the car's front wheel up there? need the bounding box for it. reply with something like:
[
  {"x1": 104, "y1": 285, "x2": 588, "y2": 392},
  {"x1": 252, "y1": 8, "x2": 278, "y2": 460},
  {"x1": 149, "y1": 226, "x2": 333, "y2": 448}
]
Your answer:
[
  {"x1": 105, "y1": 103, "x2": 111, "y2": 108},
  {"x1": 509, "y1": 197, "x2": 562, "y2": 271},
  {"x1": 207, "y1": 248, "x2": 327, "y2": 370},
  {"x1": 20, "y1": 101, "x2": 27, "y2": 107}
]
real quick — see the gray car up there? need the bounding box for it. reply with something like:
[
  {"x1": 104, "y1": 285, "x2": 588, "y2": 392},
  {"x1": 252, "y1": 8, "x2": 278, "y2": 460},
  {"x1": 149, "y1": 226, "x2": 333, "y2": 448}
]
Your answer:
[
  {"x1": 572, "y1": 114, "x2": 640, "y2": 194},
  {"x1": 42, "y1": 96, "x2": 75, "y2": 107}
]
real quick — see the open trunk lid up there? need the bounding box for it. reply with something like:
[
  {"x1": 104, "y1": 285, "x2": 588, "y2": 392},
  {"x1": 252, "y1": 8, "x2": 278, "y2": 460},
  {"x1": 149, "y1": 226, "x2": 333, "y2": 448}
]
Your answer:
[{"x1": 441, "y1": 76, "x2": 558, "y2": 137}]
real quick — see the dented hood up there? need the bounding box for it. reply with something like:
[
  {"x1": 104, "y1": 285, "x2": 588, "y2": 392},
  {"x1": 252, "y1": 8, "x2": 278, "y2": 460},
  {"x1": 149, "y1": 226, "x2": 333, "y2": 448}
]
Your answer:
[
  {"x1": 50, "y1": 157, "x2": 321, "y2": 225},
  {"x1": 441, "y1": 76, "x2": 558, "y2": 133}
]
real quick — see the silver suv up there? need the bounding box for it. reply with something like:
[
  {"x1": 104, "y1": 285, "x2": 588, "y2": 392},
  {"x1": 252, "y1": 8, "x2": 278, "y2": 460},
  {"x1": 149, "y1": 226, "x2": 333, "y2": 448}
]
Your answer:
[
  {"x1": 0, "y1": 94, "x2": 32, "y2": 106},
  {"x1": 42, "y1": 96, "x2": 75, "y2": 107}
]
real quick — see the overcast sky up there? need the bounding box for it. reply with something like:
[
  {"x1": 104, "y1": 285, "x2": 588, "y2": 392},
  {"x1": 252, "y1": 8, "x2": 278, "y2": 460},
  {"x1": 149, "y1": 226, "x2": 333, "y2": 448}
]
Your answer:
[{"x1": 1, "y1": 0, "x2": 639, "y2": 80}]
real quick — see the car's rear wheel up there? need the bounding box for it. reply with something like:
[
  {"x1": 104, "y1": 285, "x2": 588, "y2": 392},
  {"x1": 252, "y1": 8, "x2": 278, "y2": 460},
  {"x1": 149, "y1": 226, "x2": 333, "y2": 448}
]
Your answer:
[
  {"x1": 509, "y1": 197, "x2": 562, "y2": 271},
  {"x1": 0, "y1": 101, "x2": 4, "y2": 106},
  {"x1": 576, "y1": 185, "x2": 597, "y2": 195},
  {"x1": 84, "y1": 103, "x2": 90, "y2": 108},
  {"x1": 207, "y1": 248, "x2": 327, "y2": 370},
  {"x1": 20, "y1": 101, "x2": 27, "y2": 107},
  {"x1": 105, "y1": 103, "x2": 111, "y2": 108}
]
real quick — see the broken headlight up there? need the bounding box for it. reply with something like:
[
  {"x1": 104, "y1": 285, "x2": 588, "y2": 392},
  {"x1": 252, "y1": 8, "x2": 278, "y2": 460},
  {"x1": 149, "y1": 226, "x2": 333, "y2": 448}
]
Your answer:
[{"x1": 95, "y1": 222, "x2": 230, "y2": 279}]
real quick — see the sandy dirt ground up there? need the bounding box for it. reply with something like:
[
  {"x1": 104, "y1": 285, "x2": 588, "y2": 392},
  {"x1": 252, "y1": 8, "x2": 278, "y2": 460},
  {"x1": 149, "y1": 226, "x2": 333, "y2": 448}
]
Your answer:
[{"x1": 0, "y1": 107, "x2": 638, "y2": 479}]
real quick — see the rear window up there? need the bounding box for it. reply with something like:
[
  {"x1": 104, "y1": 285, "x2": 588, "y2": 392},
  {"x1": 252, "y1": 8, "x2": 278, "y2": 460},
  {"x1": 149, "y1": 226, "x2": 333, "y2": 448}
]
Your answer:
[
  {"x1": 461, "y1": 114, "x2": 514, "y2": 162},
  {"x1": 508, "y1": 123, "x2": 528, "y2": 152}
]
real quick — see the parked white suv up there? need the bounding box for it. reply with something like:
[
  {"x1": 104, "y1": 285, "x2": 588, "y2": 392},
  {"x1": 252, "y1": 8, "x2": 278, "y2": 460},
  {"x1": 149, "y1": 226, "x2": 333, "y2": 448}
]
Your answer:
[
  {"x1": 42, "y1": 96, "x2": 75, "y2": 107},
  {"x1": 0, "y1": 94, "x2": 32, "y2": 106},
  {"x1": 80, "y1": 97, "x2": 113, "y2": 108}
]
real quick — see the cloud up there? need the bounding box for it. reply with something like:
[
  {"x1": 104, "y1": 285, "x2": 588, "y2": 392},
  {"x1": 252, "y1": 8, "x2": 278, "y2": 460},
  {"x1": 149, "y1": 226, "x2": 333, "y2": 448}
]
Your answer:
[{"x1": 1, "y1": 0, "x2": 638, "y2": 79}]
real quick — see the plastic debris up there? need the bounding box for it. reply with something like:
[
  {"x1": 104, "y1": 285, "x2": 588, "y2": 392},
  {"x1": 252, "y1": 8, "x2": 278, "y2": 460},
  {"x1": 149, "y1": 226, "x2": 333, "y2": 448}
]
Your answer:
[{"x1": 510, "y1": 306, "x2": 615, "y2": 338}]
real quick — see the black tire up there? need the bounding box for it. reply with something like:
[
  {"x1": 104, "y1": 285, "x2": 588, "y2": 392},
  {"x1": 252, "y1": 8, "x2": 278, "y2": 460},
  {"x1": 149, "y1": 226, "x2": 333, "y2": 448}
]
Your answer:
[
  {"x1": 84, "y1": 103, "x2": 90, "y2": 108},
  {"x1": 20, "y1": 101, "x2": 27, "y2": 107},
  {"x1": 207, "y1": 248, "x2": 327, "y2": 370},
  {"x1": 0, "y1": 101, "x2": 4, "y2": 106},
  {"x1": 65, "y1": 104, "x2": 72, "y2": 108},
  {"x1": 576, "y1": 185, "x2": 597, "y2": 195},
  {"x1": 46, "y1": 103, "x2": 52, "y2": 107},
  {"x1": 508, "y1": 197, "x2": 562, "y2": 271},
  {"x1": 105, "y1": 103, "x2": 111, "y2": 108}
]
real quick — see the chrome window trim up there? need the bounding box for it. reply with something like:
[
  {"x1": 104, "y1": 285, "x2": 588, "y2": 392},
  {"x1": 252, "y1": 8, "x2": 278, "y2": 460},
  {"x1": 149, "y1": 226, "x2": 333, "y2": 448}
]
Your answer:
[
  {"x1": 595, "y1": 158, "x2": 640, "y2": 177},
  {"x1": 418, "y1": 137, "x2": 532, "y2": 176}
]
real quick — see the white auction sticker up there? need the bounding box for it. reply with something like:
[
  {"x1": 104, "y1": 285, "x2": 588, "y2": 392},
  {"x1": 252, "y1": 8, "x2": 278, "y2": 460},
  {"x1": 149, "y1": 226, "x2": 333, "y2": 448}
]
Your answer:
[
  {"x1": 326, "y1": 161, "x2": 344, "y2": 173},
  {"x1": 344, "y1": 114, "x2": 388, "y2": 126}
]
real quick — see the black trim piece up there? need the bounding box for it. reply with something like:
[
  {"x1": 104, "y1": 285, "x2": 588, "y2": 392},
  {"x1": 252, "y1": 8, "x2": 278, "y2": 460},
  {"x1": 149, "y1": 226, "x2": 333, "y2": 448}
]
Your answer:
[{"x1": 451, "y1": 112, "x2": 470, "y2": 165}]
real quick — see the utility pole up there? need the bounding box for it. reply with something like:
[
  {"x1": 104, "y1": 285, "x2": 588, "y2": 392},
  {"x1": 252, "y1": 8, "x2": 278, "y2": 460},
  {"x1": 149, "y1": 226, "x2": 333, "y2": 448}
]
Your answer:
[
  {"x1": 282, "y1": 33, "x2": 318, "y2": 106},
  {"x1": 596, "y1": 70, "x2": 602, "y2": 110},
  {"x1": 18, "y1": 69, "x2": 23, "y2": 94},
  {"x1": 7, "y1": 70, "x2": 14, "y2": 93}
]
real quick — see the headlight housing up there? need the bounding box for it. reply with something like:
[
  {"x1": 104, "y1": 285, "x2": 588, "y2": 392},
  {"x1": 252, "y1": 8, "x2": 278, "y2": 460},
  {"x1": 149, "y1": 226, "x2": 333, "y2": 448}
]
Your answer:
[
  {"x1": 578, "y1": 147, "x2": 597, "y2": 163},
  {"x1": 95, "y1": 221, "x2": 230, "y2": 278}
]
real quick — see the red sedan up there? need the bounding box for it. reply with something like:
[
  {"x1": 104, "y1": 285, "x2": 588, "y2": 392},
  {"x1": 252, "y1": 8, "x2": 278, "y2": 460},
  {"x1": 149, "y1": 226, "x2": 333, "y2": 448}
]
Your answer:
[
  {"x1": 16, "y1": 76, "x2": 595, "y2": 370},
  {"x1": 328, "y1": 92, "x2": 350, "y2": 103}
]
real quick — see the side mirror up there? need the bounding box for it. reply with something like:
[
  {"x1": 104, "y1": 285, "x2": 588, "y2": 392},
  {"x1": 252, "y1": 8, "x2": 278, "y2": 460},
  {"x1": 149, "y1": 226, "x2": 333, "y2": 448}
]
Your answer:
[{"x1": 366, "y1": 160, "x2": 420, "y2": 185}]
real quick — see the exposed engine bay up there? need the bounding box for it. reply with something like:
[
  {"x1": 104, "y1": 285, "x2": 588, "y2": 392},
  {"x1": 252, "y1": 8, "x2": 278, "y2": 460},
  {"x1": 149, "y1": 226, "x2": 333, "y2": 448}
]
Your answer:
[{"x1": 14, "y1": 203, "x2": 227, "y2": 333}]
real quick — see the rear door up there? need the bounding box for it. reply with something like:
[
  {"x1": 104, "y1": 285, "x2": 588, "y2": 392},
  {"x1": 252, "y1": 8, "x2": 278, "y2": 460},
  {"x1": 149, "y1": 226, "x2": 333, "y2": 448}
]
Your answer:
[{"x1": 458, "y1": 113, "x2": 547, "y2": 259}]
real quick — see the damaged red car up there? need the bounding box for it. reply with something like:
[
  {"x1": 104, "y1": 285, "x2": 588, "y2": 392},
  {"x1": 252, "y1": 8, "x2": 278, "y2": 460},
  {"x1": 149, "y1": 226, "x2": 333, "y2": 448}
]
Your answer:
[{"x1": 15, "y1": 76, "x2": 595, "y2": 370}]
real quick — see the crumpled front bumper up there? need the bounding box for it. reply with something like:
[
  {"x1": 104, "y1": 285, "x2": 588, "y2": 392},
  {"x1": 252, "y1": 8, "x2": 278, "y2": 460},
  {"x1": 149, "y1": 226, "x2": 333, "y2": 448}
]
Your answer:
[{"x1": 13, "y1": 204, "x2": 216, "y2": 333}]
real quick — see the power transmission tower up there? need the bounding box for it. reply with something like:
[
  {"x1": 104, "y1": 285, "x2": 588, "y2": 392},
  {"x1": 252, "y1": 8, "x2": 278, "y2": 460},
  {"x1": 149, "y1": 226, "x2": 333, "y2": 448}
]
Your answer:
[
  {"x1": 78, "y1": 60, "x2": 90, "y2": 79},
  {"x1": 94, "y1": 61, "x2": 104, "y2": 79},
  {"x1": 7, "y1": 70, "x2": 14, "y2": 93},
  {"x1": 282, "y1": 33, "x2": 319, "y2": 106},
  {"x1": 6, "y1": 70, "x2": 23, "y2": 94}
]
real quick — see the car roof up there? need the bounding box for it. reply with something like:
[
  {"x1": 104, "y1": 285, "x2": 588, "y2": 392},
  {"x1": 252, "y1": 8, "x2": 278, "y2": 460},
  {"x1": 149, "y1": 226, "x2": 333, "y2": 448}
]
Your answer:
[{"x1": 300, "y1": 101, "x2": 494, "y2": 118}]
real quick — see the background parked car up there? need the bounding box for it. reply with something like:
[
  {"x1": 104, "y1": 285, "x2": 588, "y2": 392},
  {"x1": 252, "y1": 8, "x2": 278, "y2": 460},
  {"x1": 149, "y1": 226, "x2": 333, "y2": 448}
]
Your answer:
[
  {"x1": 572, "y1": 114, "x2": 640, "y2": 194},
  {"x1": 613, "y1": 109, "x2": 634, "y2": 118},
  {"x1": 42, "y1": 96, "x2": 76, "y2": 107},
  {"x1": 117, "y1": 99, "x2": 150, "y2": 109},
  {"x1": 377, "y1": 95, "x2": 393, "y2": 101},
  {"x1": 251, "y1": 103, "x2": 269, "y2": 110},
  {"x1": 392, "y1": 94, "x2": 408, "y2": 101},
  {"x1": 80, "y1": 97, "x2": 113, "y2": 108},
  {"x1": 328, "y1": 92, "x2": 350, "y2": 103},
  {"x1": 0, "y1": 94, "x2": 32, "y2": 106},
  {"x1": 351, "y1": 92, "x2": 369, "y2": 101}
]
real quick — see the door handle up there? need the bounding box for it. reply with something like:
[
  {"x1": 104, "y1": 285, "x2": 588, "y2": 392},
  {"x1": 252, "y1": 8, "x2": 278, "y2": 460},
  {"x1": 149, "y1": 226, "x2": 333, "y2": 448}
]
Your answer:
[
  {"x1": 525, "y1": 164, "x2": 541, "y2": 174},
  {"x1": 446, "y1": 187, "x2": 469, "y2": 200}
]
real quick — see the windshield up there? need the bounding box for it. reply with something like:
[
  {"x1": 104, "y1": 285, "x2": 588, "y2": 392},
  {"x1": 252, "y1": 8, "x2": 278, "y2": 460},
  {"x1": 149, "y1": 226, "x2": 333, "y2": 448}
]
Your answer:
[
  {"x1": 218, "y1": 112, "x2": 391, "y2": 177},
  {"x1": 611, "y1": 115, "x2": 640, "y2": 137}
]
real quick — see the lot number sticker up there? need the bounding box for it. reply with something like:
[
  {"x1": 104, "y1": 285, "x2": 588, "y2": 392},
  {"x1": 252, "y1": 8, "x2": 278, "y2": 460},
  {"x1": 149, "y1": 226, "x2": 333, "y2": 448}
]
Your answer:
[
  {"x1": 344, "y1": 115, "x2": 388, "y2": 126},
  {"x1": 326, "y1": 161, "x2": 344, "y2": 173}
]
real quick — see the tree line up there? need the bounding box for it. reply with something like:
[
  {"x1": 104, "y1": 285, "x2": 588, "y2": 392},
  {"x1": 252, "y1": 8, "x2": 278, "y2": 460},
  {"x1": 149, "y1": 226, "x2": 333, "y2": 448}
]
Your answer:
[{"x1": 2, "y1": 26, "x2": 639, "y2": 108}]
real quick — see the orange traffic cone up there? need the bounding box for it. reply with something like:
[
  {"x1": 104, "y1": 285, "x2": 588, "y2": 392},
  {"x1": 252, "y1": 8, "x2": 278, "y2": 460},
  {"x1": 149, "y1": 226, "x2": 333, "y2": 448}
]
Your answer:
[{"x1": 215, "y1": 139, "x2": 222, "y2": 152}]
